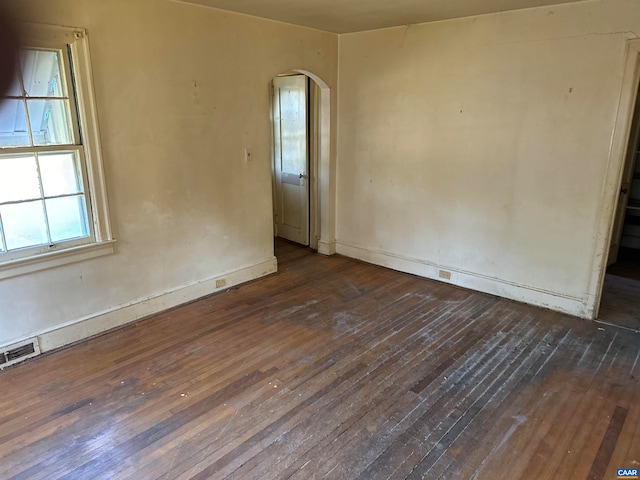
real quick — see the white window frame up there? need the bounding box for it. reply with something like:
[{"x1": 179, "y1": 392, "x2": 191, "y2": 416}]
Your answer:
[{"x1": 0, "y1": 23, "x2": 114, "y2": 280}]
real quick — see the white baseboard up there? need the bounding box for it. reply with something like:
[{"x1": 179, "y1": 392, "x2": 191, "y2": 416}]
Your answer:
[
  {"x1": 336, "y1": 241, "x2": 588, "y2": 318},
  {"x1": 29, "y1": 257, "x2": 277, "y2": 353},
  {"x1": 317, "y1": 239, "x2": 337, "y2": 256}
]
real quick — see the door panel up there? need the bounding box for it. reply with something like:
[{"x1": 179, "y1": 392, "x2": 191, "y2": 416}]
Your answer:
[{"x1": 272, "y1": 75, "x2": 309, "y2": 245}]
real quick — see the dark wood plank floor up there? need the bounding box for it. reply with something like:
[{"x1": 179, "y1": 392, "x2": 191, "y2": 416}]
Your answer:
[{"x1": 1, "y1": 240, "x2": 639, "y2": 480}]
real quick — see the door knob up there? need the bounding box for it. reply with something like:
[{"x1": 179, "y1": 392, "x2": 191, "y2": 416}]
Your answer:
[
  {"x1": 621, "y1": 188, "x2": 629, "y2": 195},
  {"x1": 299, "y1": 173, "x2": 308, "y2": 179}
]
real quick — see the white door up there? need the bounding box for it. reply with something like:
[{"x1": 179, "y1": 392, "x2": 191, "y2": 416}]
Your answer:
[{"x1": 272, "y1": 75, "x2": 309, "y2": 246}]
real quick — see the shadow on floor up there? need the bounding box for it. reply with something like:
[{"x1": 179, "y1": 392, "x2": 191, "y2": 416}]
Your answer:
[{"x1": 599, "y1": 247, "x2": 640, "y2": 331}]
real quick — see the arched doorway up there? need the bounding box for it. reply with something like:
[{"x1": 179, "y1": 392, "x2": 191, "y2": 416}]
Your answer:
[{"x1": 270, "y1": 70, "x2": 334, "y2": 253}]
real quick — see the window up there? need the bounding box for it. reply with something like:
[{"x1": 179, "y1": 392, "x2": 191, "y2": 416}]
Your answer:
[{"x1": 0, "y1": 24, "x2": 113, "y2": 279}]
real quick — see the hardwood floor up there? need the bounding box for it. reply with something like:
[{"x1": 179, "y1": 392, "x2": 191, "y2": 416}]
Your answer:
[
  {"x1": 599, "y1": 275, "x2": 640, "y2": 332},
  {"x1": 1, "y1": 240, "x2": 639, "y2": 480},
  {"x1": 601, "y1": 247, "x2": 640, "y2": 331}
]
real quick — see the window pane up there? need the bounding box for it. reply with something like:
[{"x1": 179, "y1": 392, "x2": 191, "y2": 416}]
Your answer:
[
  {"x1": 21, "y1": 49, "x2": 65, "y2": 98},
  {"x1": 0, "y1": 155, "x2": 41, "y2": 203},
  {"x1": 1, "y1": 200, "x2": 48, "y2": 250},
  {"x1": 6, "y1": 69, "x2": 22, "y2": 97},
  {"x1": 27, "y1": 99, "x2": 74, "y2": 146},
  {"x1": 279, "y1": 87, "x2": 306, "y2": 175},
  {"x1": 39, "y1": 151, "x2": 83, "y2": 197},
  {"x1": 46, "y1": 195, "x2": 88, "y2": 242},
  {"x1": 0, "y1": 100, "x2": 30, "y2": 147}
]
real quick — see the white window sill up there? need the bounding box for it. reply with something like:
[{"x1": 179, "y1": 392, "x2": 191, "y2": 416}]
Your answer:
[{"x1": 0, "y1": 240, "x2": 116, "y2": 280}]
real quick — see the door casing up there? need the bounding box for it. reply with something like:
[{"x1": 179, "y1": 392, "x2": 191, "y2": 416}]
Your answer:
[{"x1": 590, "y1": 39, "x2": 640, "y2": 319}]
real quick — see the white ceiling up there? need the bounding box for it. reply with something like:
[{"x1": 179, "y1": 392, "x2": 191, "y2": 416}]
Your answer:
[{"x1": 176, "y1": 0, "x2": 589, "y2": 34}]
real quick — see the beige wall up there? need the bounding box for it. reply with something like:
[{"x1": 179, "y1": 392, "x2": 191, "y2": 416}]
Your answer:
[
  {"x1": 336, "y1": 0, "x2": 640, "y2": 317},
  {"x1": 2, "y1": 0, "x2": 638, "y2": 351},
  {"x1": 0, "y1": 0, "x2": 337, "y2": 347}
]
